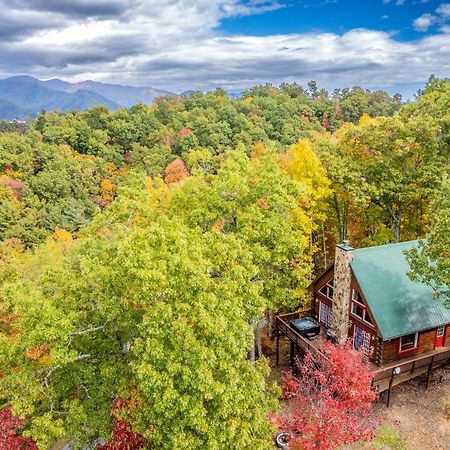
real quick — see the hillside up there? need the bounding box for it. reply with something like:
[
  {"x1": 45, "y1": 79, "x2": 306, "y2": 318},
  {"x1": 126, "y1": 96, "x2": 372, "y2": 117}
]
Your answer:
[
  {"x1": 0, "y1": 76, "x2": 171, "y2": 119},
  {"x1": 0, "y1": 98, "x2": 33, "y2": 120}
]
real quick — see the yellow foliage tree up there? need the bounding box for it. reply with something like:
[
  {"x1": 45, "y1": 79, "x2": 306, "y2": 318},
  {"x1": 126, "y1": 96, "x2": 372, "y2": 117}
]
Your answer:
[
  {"x1": 282, "y1": 139, "x2": 331, "y2": 224},
  {"x1": 358, "y1": 113, "x2": 373, "y2": 126},
  {"x1": 45, "y1": 229, "x2": 73, "y2": 253},
  {"x1": 100, "y1": 179, "x2": 117, "y2": 204}
]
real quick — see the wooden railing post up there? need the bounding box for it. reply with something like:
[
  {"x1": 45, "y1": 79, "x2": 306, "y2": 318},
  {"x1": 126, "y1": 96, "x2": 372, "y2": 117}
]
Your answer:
[
  {"x1": 426, "y1": 355, "x2": 435, "y2": 389},
  {"x1": 276, "y1": 331, "x2": 280, "y2": 367}
]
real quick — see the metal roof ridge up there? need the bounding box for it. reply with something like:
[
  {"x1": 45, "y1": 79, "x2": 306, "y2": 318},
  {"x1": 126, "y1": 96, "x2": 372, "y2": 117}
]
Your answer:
[{"x1": 352, "y1": 239, "x2": 420, "y2": 254}]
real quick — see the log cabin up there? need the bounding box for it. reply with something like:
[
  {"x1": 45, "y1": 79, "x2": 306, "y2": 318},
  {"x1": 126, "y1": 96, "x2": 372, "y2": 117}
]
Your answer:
[{"x1": 310, "y1": 240, "x2": 450, "y2": 366}]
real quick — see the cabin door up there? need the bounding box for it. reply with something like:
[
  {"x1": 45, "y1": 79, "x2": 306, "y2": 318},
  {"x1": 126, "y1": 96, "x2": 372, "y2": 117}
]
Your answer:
[
  {"x1": 435, "y1": 326, "x2": 446, "y2": 348},
  {"x1": 353, "y1": 325, "x2": 371, "y2": 356},
  {"x1": 319, "y1": 301, "x2": 333, "y2": 328}
]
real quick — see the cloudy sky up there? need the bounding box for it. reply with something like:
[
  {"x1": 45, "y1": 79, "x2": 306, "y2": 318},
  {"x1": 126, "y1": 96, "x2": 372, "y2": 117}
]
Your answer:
[{"x1": 1, "y1": 0, "x2": 450, "y2": 95}]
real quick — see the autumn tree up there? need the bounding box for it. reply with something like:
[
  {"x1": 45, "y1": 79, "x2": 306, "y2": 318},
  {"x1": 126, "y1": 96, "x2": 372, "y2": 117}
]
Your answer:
[
  {"x1": 407, "y1": 177, "x2": 450, "y2": 308},
  {"x1": 97, "y1": 398, "x2": 145, "y2": 450},
  {"x1": 326, "y1": 114, "x2": 443, "y2": 245},
  {"x1": 0, "y1": 182, "x2": 277, "y2": 449},
  {"x1": 276, "y1": 342, "x2": 378, "y2": 450},
  {"x1": 0, "y1": 406, "x2": 37, "y2": 449},
  {"x1": 314, "y1": 131, "x2": 371, "y2": 246},
  {"x1": 164, "y1": 158, "x2": 190, "y2": 183},
  {"x1": 281, "y1": 139, "x2": 331, "y2": 219},
  {"x1": 281, "y1": 139, "x2": 331, "y2": 267}
]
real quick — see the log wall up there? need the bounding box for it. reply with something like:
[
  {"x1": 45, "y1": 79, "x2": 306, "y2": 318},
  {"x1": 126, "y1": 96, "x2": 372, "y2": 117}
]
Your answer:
[{"x1": 382, "y1": 329, "x2": 437, "y2": 364}]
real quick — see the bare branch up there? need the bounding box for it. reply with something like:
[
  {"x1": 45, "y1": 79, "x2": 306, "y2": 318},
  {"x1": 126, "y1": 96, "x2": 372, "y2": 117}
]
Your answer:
[
  {"x1": 42, "y1": 354, "x2": 92, "y2": 388},
  {"x1": 67, "y1": 323, "x2": 108, "y2": 346}
]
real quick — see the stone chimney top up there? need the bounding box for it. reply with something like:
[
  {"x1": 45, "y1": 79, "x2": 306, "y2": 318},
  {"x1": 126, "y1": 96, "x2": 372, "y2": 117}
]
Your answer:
[{"x1": 337, "y1": 240, "x2": 354, "y2": 252}]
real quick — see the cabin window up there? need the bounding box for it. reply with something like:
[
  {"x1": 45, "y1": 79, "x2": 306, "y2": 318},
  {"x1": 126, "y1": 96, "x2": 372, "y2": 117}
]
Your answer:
[
  {"x1": 399, "y1": 333, "x2": 418, "y2": 352},
  {"x1": 318, "y1": 277, "x2": 334, "y2": 300},
  {"x1": 351, "y1": 289, "x2": 374, "y2": 327}
]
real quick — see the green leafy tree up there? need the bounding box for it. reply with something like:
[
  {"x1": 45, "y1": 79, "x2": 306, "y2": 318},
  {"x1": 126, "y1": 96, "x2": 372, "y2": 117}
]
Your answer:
[
  {"x1": 337, "y1": 115, "x2": 443, "y2": 242},
  {"x1": 408, "y1": 177, "x2": 450, "y2": 307},
  {"x1": 0, "y1": 177, "x2": 277, "y2": 449}
]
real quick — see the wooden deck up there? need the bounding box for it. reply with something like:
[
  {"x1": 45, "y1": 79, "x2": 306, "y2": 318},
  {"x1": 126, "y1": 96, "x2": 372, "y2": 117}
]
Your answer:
[
  {"x1": 274, "y1": 310, "x2": 326, "y2": 366},
  {"x1": 275, "y1": 310, "x2": 326, "y2": 366},
  {"x1": 371, "y1": 345, "x2": 450, "y2": 403},
  {"x1": 275, "y1": 311, "x2": 450, "y2": 405}
]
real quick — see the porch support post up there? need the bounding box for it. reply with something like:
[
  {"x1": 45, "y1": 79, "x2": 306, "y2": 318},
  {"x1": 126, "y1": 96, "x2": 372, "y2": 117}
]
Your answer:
[
  {"x1": 290, "y1": 341, "x2": 294, "y2": 367},
  {"x1": 276, "y1": 332, "x2": 280, "y2": 367},
  {"x1": 426, "y1": 355, "x2": 435, "y2": 389},
  {"x1": 386, "y1": 369, "x2": 395, "y2": 407}
]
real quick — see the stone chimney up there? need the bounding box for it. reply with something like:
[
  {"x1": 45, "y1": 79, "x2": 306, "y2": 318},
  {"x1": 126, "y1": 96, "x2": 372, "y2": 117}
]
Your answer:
[{"x1": 331, "y1": 240, "x2": 354, "y2": 344}]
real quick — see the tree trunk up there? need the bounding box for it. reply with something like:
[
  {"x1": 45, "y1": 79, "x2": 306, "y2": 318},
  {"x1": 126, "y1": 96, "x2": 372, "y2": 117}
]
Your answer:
[
  {"x1": 256, "y1": 318, "x2": 265, "y2": 359},
  {"x1": 332, "y1": 193, "x2": 344, "y2": 242},
  {"x1": 268, "y1": 310, "x2": 274, "y2": 339},
  {"x1": 332, "y1": 193, "x2": 348, "y2": 242},
  {"x1": 343, "y1": 201, "x2": 348, "y2": 241},
  {"x1": 393, "y1": 220, "x2": 400, "y2": 243},
  {"x1": 389, "y1": 206, "x2": 403, "y2": 243},
  {"x1": 322, "y1": 222, "x2": 327, "y2": 268}
]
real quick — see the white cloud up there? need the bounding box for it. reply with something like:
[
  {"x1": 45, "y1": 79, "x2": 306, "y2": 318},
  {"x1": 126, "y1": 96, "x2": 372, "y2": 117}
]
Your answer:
[
  {"x1": 412, "y1": 3, "x2": 450, "y2": 32},
  {"x1": 436, "y1": 3, "x2": 450, "y2": 17},
  {"x1": 413, "y1": 13, "x2": 437, "y2": 31},
  {"x1": 0, "y1": 0, "x2": 449, "y2": 92}
]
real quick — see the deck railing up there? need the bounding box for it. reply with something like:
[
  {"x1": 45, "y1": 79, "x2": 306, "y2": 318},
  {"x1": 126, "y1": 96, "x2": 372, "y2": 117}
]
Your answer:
[
  {"x1": 372, "y1": 348, "x2": 450, "y2": 383},
  {"x1": 275, "y1": 310, "x2": 326, "y2": 364},
  {"x1": 372, "y1": 347, "x2": 450, "y2": 404}
]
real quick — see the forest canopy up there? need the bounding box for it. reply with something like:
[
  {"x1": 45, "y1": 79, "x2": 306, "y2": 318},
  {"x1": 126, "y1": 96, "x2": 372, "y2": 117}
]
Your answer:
[{"x1": 0, "y1": 77, "x2": 449, "y2": 448}]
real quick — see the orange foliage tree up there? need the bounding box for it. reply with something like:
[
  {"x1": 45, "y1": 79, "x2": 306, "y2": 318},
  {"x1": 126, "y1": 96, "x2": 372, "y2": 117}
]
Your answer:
[{"x1": 164, "y1": 159, "x2": 190, "y2": 184}]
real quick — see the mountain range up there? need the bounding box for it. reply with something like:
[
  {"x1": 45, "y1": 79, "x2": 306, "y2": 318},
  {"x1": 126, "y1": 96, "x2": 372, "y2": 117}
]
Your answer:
[{"x1": 0, "y1": 76, "x2": 172, "y2": 120}]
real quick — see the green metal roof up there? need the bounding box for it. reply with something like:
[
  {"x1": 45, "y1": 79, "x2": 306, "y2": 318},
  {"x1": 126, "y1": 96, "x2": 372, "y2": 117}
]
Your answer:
[{"x1": 350, "y1": 240, "x2": 450, "y2": 340}]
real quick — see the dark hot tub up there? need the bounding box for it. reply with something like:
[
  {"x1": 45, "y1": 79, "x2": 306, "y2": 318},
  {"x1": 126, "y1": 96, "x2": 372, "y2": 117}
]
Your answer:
[{"x1": 290, "y1": 317, "x2": 320, "y2": 340}]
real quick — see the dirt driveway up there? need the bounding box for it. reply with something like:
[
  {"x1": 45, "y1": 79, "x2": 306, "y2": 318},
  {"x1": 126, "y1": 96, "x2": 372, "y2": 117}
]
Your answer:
[{"x1": 374, "y1": 368, "x2": 450, "y2": 450}]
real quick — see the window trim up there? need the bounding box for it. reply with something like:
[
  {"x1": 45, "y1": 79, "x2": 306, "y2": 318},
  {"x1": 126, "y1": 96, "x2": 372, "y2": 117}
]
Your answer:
[
  {"x1": 398, "y1": 332, "x2": 419, "y2": 354},
  {"x1": 318, "y1": 277, "x2": 334, "y2": 301},
  {"x1": 350, "y1": 289, "x2": 374, "y2": 328}
]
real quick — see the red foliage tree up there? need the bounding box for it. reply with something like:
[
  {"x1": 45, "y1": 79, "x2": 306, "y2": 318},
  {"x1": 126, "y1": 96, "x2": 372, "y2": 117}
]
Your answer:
[
  {"x1": 164, "y1": 158, "x2": 190, "y2": 184},
  {"x1": 97, "y1": 398, "x2": 145, "y2": 450},
  {"x1": 0, "y1": 176, "x2": 24, "y2": 200},
  {"x1": 0, "y1": 406, "x2": 37, "y2": 450},
  {"x1": 276, "y1": 342, "x2": 378, "y2": 450},
  {"x1": 178, "y1": 127, "x2": 192, "y2": 137}
]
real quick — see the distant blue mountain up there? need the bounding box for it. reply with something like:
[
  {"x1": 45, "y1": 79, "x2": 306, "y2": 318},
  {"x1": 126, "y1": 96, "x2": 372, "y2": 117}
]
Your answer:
[
  {"x1": 0, "y1": 76, "x2": 172, "y2": 119},
  {"x1": 57, "y1": 79, "x2": 172, "y2": 108},
  {"x1": 0, "y1": 97, "x2": 33, "y2": 120}
]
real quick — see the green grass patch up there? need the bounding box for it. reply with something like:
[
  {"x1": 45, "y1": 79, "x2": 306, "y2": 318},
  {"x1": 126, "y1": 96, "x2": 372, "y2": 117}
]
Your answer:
[{"x1": 372, "y1": 424, "x2": 406, "y2": 450}]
